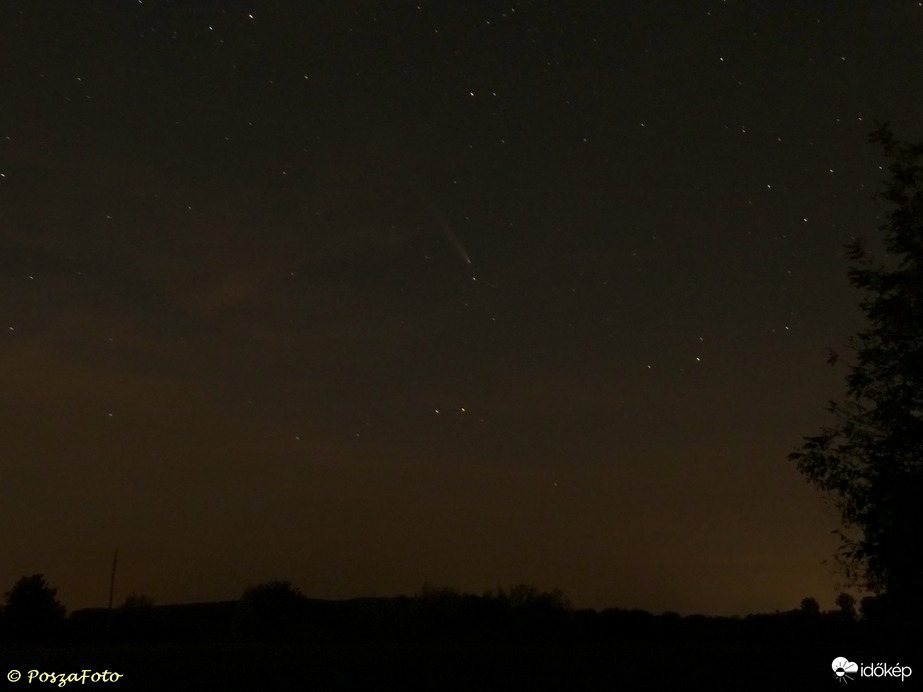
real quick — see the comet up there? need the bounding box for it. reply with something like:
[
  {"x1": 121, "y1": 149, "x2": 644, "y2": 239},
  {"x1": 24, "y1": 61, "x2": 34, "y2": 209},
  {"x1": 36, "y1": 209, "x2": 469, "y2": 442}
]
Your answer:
[{"x1": 413, "y1": 187, "x2": 473, "y2": 269}]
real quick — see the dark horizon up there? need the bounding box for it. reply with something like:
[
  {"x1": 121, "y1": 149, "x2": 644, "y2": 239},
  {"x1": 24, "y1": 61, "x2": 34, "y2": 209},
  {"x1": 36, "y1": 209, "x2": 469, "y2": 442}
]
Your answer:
[
  {"x1": 8, "y1": 576, "x2": 905, "y2": 690},
  {"x1": 2, "y1": 570, "x2": 879, "y2": 633},
  {"x1": 3, "y1": 2, "x2": 921, "y2": 617},
  {"x1": 3, "y1": 569, "x2": 852, "y2": 619}
]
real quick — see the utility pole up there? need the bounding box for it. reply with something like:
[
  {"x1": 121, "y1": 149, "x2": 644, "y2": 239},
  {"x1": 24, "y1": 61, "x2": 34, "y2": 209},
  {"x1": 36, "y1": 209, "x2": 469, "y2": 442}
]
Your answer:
[
  {"x1": 108, "y1": 548, "x2": 118, "y2": 611},
  {"x1": 105, "y1": 548, "x2": 118, "y2": 637}
]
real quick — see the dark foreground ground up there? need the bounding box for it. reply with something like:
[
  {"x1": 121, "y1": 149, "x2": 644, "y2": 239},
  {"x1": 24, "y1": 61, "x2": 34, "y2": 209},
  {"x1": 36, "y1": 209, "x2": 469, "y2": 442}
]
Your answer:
[{"x1": 2, "y1": 638, "x2": 913, "y2": 691}]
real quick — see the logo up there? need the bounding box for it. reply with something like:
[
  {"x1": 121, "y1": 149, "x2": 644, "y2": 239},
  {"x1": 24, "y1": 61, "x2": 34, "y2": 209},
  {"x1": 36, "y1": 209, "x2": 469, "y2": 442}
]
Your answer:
[
  {"x1": 832, "y1": 657, "x2": 912, "y2": 683},
  {"x1": 832, "y1": 657, "x2": 858, "y2": 683}
]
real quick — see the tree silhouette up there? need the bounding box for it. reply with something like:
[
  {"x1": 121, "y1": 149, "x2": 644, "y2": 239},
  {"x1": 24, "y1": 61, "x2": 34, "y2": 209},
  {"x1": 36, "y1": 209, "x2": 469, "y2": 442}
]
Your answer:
[
  {"x1": 112, "y1": 592, "x2": 156, "y2": 641},
  {"x1": 835, "y1": 592, "x2": 857, "y2": 623},
  {"x1": 120, "y1": 593, "x2": 154, "y2": 609},
  {"x1": 1, "y1": 574, "x2": 66, "y2": 641},
  {"x1": 790, "y1": 123, "x2": 923, "y2": 622},
  {"x1": 798, "y1": 597, "x2": 821, "y2": 620},
  {"x1": 233, "y1": 580, "x2": 307, "y2": 641},
  {"x1": 492, "y1": 583, "x2": 571, "y2": 612}
]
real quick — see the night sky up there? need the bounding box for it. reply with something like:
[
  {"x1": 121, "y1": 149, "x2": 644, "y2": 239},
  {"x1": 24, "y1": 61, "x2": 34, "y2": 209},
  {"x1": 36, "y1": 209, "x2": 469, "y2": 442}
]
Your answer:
[{"x1": 3, "y1": 1, "x2": 921, "y2": 616}]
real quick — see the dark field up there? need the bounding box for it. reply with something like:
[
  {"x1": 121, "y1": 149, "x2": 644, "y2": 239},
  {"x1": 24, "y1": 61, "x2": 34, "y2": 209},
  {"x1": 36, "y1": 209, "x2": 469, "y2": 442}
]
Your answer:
[{"x1": 0, "y1": 639, "x2": 886, "y2": 690}]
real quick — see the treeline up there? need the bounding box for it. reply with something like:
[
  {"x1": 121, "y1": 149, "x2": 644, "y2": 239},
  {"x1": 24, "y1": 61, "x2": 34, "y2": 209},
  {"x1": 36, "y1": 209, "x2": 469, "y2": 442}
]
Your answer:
[{"x1": 0, "y1": 574, "x2": 908, "y2": 646}]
